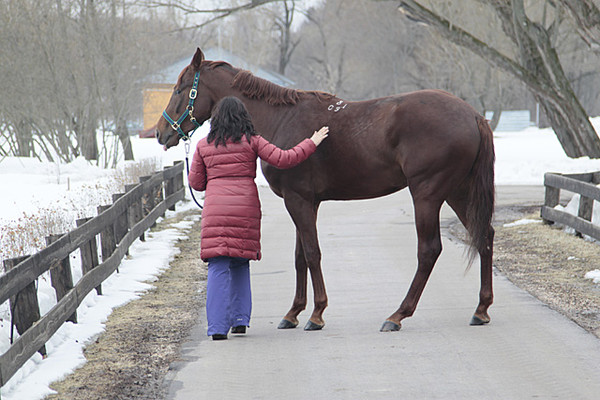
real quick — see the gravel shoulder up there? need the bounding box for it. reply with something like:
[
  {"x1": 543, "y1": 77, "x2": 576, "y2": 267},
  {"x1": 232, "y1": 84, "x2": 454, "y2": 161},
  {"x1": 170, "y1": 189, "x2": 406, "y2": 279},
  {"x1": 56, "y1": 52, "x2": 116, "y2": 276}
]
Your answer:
[
  {"x1": 45, "y1": 202, "x2": 600, "y2": 399},
  {"x1": 491, "y1": 205, "x2": 600, "y2": 338}
]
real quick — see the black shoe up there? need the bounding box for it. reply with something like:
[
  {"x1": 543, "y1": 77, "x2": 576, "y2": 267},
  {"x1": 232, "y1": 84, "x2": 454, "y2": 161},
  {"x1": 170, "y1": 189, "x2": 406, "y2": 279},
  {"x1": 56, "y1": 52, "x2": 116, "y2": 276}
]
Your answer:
[
  {"x1": 212, "y1": 334, "x2": 228, "y2": 340},
  {"x1": 231, "y1": 326, "x2": 247, "y2": 334}
]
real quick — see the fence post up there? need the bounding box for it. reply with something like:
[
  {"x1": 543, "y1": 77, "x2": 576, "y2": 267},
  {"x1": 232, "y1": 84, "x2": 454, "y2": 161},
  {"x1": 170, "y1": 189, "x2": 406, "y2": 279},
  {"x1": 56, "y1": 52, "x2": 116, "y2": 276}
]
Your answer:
[
  {"x1": 156, "y1": 177, "x2": 165, "y2": 217},
  {"x1": 112, "y1": 193, "x2": 129, "y2": 255},
  {"x1": 98, "y1": 205, "x2": 118, "y2": 273},
  {"x1": 45, "y1": 234, "x2": 77, "y2": 323},
  {"x1": 3, "y1": 256, "x2": 47, "y2": 357},
  {"x1": 76, "y1": 218, "x2": 102, "y2": 295},
  {"x1": 576, "y1": 196, "x2": 594, "y2": 237},
  {"x1": 125, "y1": 183, "x2": 144, "y2": 241},
  {"x1": 132, "y1": 179, "x2": 147, "y2": 242},
  {"x1": 542, "y1": 174, "x2": 560, "y2": 224},
  {"x1": 175, "y1": 161, "x2": 184, "y2": 193},
  {"x1": 140, "y1": 175, "x2": 156, "y2": 229},
  {"x1": 164, "y1": 166, "x2": 176, "y2": 211}
]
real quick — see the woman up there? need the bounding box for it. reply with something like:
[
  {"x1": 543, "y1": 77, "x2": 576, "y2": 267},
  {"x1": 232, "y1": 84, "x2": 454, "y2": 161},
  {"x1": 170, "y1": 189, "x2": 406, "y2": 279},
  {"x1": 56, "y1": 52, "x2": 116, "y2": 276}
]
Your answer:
[{"x1": 188, "y1": 96, "x2": 329, "y2": 340}]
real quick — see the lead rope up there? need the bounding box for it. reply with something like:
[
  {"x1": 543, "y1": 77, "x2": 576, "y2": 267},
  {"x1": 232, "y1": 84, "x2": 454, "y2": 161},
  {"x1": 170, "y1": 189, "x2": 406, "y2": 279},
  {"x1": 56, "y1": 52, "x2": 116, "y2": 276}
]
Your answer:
[{"x1": 184, "y1": 140, "x2": 204, "y2": 209}]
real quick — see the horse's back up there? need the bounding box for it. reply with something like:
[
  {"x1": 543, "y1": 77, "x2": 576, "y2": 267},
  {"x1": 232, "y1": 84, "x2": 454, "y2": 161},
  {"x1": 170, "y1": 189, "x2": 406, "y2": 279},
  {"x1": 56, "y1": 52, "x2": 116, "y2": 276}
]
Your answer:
[{"x1": 392, "y1": 89, "x2": 481, "y2": 135}]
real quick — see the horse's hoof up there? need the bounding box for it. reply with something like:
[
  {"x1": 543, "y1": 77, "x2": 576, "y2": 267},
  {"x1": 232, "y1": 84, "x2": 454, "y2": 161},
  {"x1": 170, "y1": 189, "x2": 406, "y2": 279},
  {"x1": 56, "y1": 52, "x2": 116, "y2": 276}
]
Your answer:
[
  {"x1": 277, "y1": 319, "x2": 298, "y2": 329},
  {"x1": 304, "y1": 320, "x2": 325, "y2": 331},
  {"x1": 470, "y1": 315, "x2": 490, "y2": 326},
  {"x1": 380, "y1": 320, "x2": 401, "y2": 332}
]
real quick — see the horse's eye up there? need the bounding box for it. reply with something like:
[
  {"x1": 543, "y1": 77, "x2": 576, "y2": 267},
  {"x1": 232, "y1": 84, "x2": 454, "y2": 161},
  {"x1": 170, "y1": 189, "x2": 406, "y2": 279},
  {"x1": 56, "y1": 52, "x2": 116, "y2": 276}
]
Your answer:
[{"x1": 175, "y1": 89, "x2": 182, "y2": 95}]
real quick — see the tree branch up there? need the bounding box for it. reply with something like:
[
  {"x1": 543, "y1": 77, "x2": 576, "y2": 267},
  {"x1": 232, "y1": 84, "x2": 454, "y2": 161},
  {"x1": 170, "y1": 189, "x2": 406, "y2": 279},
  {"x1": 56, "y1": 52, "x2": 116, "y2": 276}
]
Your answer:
[
  {"x1": 139, "y1": 0, "x2": 281, "y2": 14},
  {"x1": 397, "y1": 1, "x2": 538, "y2": 88},
  {"x1": 139, "y1": 0, "x2": 285, "y2": 30},
  {"x1": 556, "y1": 0, "x2": 600, "y2": 51}
]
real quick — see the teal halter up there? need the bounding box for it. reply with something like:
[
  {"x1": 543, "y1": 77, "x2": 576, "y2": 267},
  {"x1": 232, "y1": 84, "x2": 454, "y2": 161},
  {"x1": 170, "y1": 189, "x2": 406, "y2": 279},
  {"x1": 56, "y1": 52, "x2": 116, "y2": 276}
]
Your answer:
[{"x1": 162, "y1": 71, "x2": 202, "y2": 141}]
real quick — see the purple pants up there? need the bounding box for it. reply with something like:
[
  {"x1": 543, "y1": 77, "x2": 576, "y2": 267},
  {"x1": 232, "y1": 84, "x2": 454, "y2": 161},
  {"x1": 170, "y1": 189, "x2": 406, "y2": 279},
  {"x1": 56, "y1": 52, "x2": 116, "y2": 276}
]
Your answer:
[{"x1": 206, "y1": 256, "x2": 252, "y2": 336}]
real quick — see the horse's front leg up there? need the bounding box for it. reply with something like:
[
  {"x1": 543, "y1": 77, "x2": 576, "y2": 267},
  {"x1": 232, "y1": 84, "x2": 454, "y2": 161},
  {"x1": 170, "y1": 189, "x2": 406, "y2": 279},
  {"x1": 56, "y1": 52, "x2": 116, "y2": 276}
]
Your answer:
[
  {"x1": 279, "y1": 192, "x2": 327, "y2": 331},
  {"x1": 278, "y1": 232, "x2": 308, "y2": 329}
]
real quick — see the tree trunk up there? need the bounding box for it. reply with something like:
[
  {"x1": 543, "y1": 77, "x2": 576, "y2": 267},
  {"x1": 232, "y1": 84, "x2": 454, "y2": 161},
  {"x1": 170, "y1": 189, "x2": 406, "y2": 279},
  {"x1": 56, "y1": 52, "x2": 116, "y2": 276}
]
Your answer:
[
  {"x1": 116, "y1": 120, "x2": 134, "y2": 161},
  {"x1": 536, "y1": 94, "x2": 598, "y2": 157},
  {"x1": 489, "y1": 109, "x2": 502, "y2": 131},
  {"x1": 84, "y1": 129, "x2": 99, "y2": 161},
  {"x1": 15, "y1": 120, "x2": 32, "y2": 157},
  {"x1": 74, "y1": 115, "x2": 98, "y2": 161},
  {"x1": 276, "y1": 1, "x2": 299, "y2": 76}
]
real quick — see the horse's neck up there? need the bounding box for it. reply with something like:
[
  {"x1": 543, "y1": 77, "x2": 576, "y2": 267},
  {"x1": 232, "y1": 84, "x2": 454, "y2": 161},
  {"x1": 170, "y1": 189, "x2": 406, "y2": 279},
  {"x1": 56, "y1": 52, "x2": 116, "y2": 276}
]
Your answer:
[
  {"x1": 244, "y1": 102, "x2": 288, "y2": 142},
  {"x1": 209, "y1": 73, "x2": 299, "y2": 142}
]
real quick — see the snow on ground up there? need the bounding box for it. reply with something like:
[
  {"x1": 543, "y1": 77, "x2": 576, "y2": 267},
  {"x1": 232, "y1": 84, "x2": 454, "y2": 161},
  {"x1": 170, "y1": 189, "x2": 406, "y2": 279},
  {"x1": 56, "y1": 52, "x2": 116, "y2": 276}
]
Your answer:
[
  {"x1": 1, "y1": 118, "x2": 600, "y2": 399},
  {"x1": 503, "y1": 218, "x2": 543, "y2": 227},
  {"x1": 586, "y1": 269, "x2": 600, "y2": 284},
  {"x1": 494, "y1": 115, "x2": 600, "y2": 184}
]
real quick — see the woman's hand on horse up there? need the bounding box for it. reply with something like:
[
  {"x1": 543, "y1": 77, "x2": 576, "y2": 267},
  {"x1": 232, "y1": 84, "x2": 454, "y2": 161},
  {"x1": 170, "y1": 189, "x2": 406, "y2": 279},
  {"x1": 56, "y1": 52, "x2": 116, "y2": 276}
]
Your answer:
[{"x1": 311, "y1": 126, "x2": 329, "y2": 146}]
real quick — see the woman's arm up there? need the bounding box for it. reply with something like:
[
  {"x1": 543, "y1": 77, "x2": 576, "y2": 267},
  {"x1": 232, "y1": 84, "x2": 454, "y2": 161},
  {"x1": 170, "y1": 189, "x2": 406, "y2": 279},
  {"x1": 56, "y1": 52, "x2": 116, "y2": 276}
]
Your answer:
[
  {"x1": 253, "y1": 126, "x2": 329, "y2": 169},
  {"x1": 188, "y1": 145, "x2": 207, "y2": 191}
]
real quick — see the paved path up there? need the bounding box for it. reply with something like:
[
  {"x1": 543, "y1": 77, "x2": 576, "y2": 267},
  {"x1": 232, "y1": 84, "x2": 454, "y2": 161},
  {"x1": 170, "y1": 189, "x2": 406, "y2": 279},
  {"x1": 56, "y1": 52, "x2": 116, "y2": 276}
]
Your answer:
[{"x1": 165, "y1": 186, "x2": 600, "y2": 399}]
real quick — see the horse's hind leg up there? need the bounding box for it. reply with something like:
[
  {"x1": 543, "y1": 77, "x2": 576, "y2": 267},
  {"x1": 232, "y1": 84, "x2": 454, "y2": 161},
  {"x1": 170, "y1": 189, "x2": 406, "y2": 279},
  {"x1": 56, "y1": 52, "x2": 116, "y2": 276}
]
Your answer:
[
  {"x1": 447, "y1": 195, "x2": 494, "y2": 325},
  {"x1": 280, "y1": 192, "x2": 327, "y2": 330},
  {"x1": 471, "y1": 228, "x2": 494, "y2": 326},
  {"x1": 381, "y1": 198, "x2": 443, "y2": 331}
]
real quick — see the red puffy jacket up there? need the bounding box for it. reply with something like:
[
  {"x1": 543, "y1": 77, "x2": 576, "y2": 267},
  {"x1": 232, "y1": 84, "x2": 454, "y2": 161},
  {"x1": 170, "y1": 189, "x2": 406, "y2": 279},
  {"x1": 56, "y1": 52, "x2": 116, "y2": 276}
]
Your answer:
[{"x1": 188, "y1": 135, "x2": 317, "y2": 261}]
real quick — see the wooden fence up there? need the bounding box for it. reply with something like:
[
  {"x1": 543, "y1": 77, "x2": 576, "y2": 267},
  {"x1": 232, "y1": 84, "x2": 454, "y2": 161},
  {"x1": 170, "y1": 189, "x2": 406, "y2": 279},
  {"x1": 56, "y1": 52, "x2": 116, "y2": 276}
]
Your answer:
[
  {"x1": 541, "y1": 171, "x2": 600, "y2": 239},
  {"x1": 0, "y1": 161, "x2": 185, "y2": 391}
]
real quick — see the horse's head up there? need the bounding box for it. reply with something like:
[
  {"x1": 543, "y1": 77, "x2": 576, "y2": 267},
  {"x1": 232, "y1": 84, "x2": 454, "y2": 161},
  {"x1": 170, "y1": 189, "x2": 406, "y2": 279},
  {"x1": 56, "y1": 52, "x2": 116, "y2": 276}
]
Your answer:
[{"x1": 156, "y1": 48, "x2": 215, "y2": 150}]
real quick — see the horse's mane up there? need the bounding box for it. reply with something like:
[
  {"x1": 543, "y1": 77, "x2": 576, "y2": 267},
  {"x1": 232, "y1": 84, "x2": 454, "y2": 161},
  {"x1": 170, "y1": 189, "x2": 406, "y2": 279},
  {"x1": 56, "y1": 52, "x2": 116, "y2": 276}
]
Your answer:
[{"x1": 203, "y1": 60, "x2": 335, "y2": 106}]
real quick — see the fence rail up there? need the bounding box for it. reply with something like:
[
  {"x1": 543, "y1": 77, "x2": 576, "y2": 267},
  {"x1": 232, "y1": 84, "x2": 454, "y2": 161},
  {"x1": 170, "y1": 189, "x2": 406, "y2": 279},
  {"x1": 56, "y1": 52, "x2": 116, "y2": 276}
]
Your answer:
[
  {"x1": 0, "y1": 161, "x2": 185, "y2": 390},
  {"x1": 541, "y1": 171, "x2": 600, "y2": 240}
]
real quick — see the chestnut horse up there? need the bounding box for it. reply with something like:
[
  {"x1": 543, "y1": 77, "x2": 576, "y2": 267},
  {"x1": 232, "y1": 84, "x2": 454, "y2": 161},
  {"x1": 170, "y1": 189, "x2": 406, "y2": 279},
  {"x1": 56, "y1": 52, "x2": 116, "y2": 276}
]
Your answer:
[{"x1": 156, "y1": 48, "x2": 495, "y2": 332}]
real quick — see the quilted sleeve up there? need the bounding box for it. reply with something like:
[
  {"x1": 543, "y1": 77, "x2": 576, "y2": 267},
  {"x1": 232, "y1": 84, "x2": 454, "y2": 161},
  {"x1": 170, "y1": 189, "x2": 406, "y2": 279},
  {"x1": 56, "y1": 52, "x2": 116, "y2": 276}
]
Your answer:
[
  {"x1": 252, "y1": 135, "x2": 317, "y2": 169},
  {"x1": 188, "y1": 143, "x2": 207, "y2": 191}
]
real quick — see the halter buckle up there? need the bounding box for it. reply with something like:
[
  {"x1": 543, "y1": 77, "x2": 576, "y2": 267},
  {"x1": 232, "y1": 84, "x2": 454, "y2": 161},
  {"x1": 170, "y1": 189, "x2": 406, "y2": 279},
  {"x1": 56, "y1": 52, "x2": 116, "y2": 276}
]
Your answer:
[{"x1": 189, "y1": 88, "x2": 197, "y2": 99}]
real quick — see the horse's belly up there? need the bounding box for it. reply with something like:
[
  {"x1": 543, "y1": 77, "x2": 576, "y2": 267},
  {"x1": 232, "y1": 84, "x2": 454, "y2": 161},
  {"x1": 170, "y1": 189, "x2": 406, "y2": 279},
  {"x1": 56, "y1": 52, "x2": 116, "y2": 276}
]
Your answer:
[{"x1": 320, "y1": 168, "x2": 408, "y2": 201}]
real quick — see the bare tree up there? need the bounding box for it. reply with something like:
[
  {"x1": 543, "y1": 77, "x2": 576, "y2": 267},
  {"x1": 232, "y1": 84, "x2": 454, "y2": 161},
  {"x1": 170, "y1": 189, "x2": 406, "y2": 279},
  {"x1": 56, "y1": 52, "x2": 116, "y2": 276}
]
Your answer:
[
  {"x1": 0, "y1": 0, "x2": 190, "y2": 164},
  {"x1": 300, "y1": 5, "x2": 349, "y2": 94},
  {"x1": 269, "y1": 0, "x2": 301, "y2": 75},
  {"x1": 396, "y1": 0, "x2": 600, "y2": 158}
]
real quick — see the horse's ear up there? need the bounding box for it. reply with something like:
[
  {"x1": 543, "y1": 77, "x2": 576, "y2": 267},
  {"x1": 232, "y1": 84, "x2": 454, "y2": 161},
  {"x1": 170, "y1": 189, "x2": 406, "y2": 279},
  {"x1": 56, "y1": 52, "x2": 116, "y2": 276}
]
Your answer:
[{"x1": 192, "y1": 48, "x2": 205, "y2": 69}]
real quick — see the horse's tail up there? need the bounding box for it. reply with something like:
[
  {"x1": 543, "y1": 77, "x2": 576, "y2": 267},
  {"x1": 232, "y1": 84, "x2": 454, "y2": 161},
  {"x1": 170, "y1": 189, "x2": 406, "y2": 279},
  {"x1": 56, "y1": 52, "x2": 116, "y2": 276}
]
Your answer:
[{"x1": 465, "y1": 116, "x2": 495, "y2": 268}]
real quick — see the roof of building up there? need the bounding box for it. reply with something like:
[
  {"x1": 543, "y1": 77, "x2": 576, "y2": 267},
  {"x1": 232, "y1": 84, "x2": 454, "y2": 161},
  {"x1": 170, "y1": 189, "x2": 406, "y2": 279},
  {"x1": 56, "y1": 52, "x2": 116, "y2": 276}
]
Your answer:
[{"x1": 150, "y1": 47, "x2": 294, "y2": 87}]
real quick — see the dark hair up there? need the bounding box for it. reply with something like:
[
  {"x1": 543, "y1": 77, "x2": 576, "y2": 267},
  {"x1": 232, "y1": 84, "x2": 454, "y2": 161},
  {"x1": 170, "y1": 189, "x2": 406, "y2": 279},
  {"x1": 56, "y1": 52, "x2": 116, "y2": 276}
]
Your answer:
[{"x1": 207, "y1": 96, "x2": 256, "y2": 147}]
